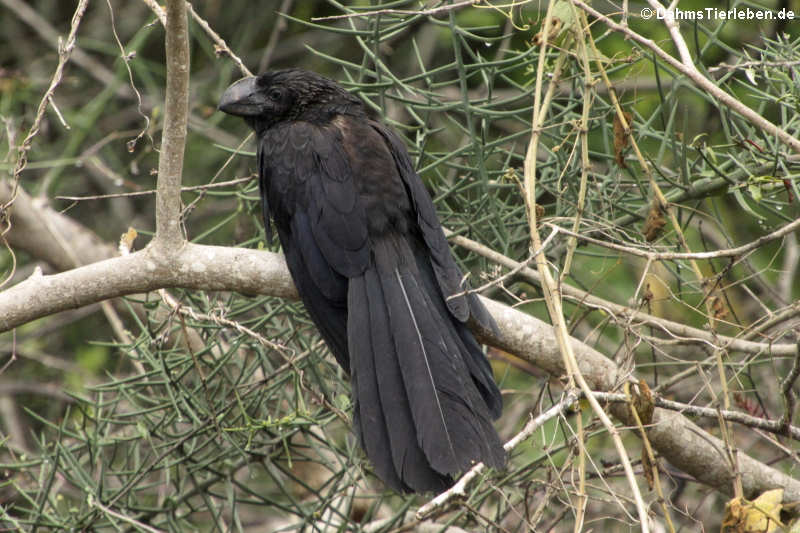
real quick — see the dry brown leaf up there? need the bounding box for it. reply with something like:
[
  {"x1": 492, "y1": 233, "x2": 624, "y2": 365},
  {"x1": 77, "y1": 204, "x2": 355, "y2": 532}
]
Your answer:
[
  {"x1": 710, "y1": 293, "x2": 729, "y2": 321},
  {"x1": 642, "y1": 199, "x2": 666, "y2": 242},
  {"x1": 613, "y1": 110, "x2": 633, "y2": 168},
  {"x1": 633, "y1": 379, "x2": 654, "y2": 426},
  {"x1": 721, "y1": 489, "x2": 784, "y2": 532},
  {"x1": 641, "y1": 446, "x2": 655, "y2": 491},
  {"x1": 118, "y1": 227, "x2": 138, "y2": 255}
]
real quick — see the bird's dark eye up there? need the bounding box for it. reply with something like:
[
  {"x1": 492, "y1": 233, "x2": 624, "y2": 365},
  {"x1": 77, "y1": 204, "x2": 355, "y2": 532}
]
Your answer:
[{"x1": 268, "y1": 89, "x2": 282, "y2": 101}]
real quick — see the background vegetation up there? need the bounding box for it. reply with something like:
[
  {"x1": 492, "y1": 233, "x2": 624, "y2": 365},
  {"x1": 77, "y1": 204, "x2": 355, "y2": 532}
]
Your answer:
[{"x1": 1, "y1": 0, "x2": 799, "y2": 530}]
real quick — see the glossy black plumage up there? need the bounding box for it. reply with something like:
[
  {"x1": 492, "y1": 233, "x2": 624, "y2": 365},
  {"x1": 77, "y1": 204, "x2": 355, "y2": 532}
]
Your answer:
[{"x1": 219, "y1": 69, "x2": 505, "y2": 493}]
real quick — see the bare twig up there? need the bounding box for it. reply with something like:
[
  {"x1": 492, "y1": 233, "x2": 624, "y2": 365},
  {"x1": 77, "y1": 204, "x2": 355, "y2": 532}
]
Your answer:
[
  {"x1": 780, "y1": 341, "x2": 800, "y2": 431},
  {"x1": 185, "y1": 2, "x2": 252, "y2": 77},
  {"x1": 477, "y1": 297, "x2": 800, "y2": 503},
  {"x1": 547, "y1": 216, "x2": 800, "y2": 261},
  {"x1": 141, "y1": 0, "x2": 252, "y2": 77},
  {"x1": 89, "y1": 496, "x2": 165, "y2": 533},
  {"x1": 0, "y1": 0, "x2": 120, "y2": 90},
  {"x1": 592, "y1": 391, "x2": 800, "y2": 441},
  {"x1": 447, "y1": 230, "x2": 798, "y2": 356},
  {"x1": 1, "y1": 238, "x2": 799, "y2": 503},
  {"x1": 312, "y1": 0, "x2": 478, "y2": 21},
  {"x1": 524, "y1": 3, "x2": 648, "y2": 529},
  {"x1": 624, "y1": 381, "x2": 676, "y2": 532},
  {"x1": 417, "y1": 390, "x2": 580, "y2": 519},
  {"x1": 3, "y1": 0, "x2": 238, "y2": 149},
  {"x1": 449, "y1": 225, "x2": 560, "y2": 300},
  {"x1": 55, "y1": 176, "x2": 255, "y2": 202},
  {"x1": 2, "y1": 0, "x2": 89, "y2": 214},
  {"x1": 106, "y1": 0, "x2": 152, "y2": 152}
]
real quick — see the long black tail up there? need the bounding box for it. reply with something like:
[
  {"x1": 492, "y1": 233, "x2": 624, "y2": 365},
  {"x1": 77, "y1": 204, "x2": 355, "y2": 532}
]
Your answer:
[{"x1": 348, "y1": 234, "x2": 505, "y2": 493}]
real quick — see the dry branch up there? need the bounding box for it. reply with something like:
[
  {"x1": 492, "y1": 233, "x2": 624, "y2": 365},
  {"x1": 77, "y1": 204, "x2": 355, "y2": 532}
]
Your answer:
[
  {"x1": 449, "y1": 230, "x2": 798, "y2": 358},
  {"x1": 476, "y1": 299, "x2": 800, "y2": 503}
]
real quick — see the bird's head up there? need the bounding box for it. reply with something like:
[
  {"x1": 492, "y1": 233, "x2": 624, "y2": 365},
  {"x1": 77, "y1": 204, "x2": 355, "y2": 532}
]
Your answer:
[{"x1": 218, "y1": 69, "x2": 363, "y2": 131}]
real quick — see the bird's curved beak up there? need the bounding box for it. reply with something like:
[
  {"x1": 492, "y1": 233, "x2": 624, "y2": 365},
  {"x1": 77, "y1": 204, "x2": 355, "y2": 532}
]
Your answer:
[{"x1": 218, "y1": 76, "x2": 261, "y2": 117}]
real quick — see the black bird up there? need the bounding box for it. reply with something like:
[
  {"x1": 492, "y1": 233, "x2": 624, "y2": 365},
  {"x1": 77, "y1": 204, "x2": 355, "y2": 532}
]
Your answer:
[{"x1": 219, "y1": 69, "x2": 505, "y2": 493}]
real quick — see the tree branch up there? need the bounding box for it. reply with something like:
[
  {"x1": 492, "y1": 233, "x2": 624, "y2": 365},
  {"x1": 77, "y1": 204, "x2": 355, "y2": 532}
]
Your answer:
[
  {"x1": 417, "y1": 390, "x2": 581, "y2": 519},
  {"x1": 2, "y1": 0, "x2": 798, "y2": 513},
  {"x1": 548, "y1": 217, "x2": 800, "y2": 262},
  {"x1": 448, "y1": 229, "x2": 798, "y2": 357},
  {"x1": 0, "y1": 181, "x2": 116, "y2": 272},
  {"x1": 154, "y1": 0, "x2": 189, "y2": 248},
  {"x1": 474, "y1": 298, "x2": 800, "y2": 503},
  {"x1": 0, "y1": 245, "x2": 296, "y2": 332}
]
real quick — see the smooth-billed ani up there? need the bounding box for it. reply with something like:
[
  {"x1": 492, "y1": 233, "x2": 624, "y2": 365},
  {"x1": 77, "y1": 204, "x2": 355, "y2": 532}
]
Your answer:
[{"x1": 219, "y1": 69, "x2": 505, "y2": 493}]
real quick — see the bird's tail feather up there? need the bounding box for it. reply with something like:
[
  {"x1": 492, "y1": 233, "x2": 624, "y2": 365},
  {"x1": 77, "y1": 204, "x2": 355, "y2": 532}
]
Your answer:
[
  {"x1": 409, "y1": 243, "x2": 503, "y2": 420},
  {"x1": 348, "y1": 235, "x2": 505, "y2": 493}
]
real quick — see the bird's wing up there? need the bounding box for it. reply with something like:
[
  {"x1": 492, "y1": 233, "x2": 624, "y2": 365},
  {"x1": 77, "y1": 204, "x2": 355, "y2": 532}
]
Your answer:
[
  {"x1": 259, "y1": 121, "x2": 370, "y2": 372},
  {"x1": 260, "y1": 121, "x2": 370, "y2": 280},
  {"x1": 368, "y1": 121, "x2": 496, "y2": 332}
]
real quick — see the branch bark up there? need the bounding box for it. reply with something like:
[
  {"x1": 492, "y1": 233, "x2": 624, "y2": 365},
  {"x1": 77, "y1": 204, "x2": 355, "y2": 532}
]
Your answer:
[
  {"x1": 473, "y1": 299, "x2": 800, "y2": 504},
  {"x1": 154, "y1": 0, "x2": 189, "y2": 248},
  {"x1": 0, "y1": 181, "x2": 115, "y2": 271},
  {"x1": 448, "y1": 229, "x2": 799, "y2": 357},
  {"x1": 0, "y1": 245, "x2": 295, "y2": 332},
  {"x1": 1, "y1": 200, "x2": 798, "y2": 505}
]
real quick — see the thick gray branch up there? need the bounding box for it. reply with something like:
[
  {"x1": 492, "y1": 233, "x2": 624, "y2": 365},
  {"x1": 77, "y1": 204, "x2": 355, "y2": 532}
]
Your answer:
[
  {"x1": 1, "y1": 180, "x2": 115, "y2": 271},
  {"x1": 155, "y1": 0, "x2": 189, "y2": 247},
  {"x1": 0, "y1": 245, "x2": 296, "y2": 332},
  {"x1": 477, "y1": 299, "x2": 800, "y2": 503}
]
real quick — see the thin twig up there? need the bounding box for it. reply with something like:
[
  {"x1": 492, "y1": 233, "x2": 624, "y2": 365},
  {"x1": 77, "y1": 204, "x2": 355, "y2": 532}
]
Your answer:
[
  {"x1": 547, "y1": 216, "x2": 800, "y2": 261},
  {"x1": 592, "y1": 391, "x2": 800, "y2": 441},
  {"x1": 3, "y1": 0, "x2": 89, "y2": 215},
  {"x1": 624, "y1": 382, "x2": 676, "y2": 533},
  {"x1": 141, "y1": 0, "x2": 252, "y2": 76},
  {"x1": 55, "y1": 176, "x2": 255, "y2": 202},
  {"x1": 449, "y1": 230, "x2": 798, "y2": 354},
  {"x1": 708, "y1": 59, "x2": 800, "y2": 73},
  {"x1": 780, "y1": 341, "x2": 800, "y2": 431},
  {"x1": 417, "y1": 390, "x2": 580, "y2": 519},
  {"x1": 185, "y1": 2, "x2": 252, "y2": 77},
  {"x1": 524, "y1": 2, "x2": 649, "y2": 529},
  {"x1": 569, "y1": 0, "x2": 800, "y2": 154},
  {"x1": 448, "y1": 225, "x2": 560, "y2": 300},
  {"x1": 89, "y1": 496, "x2": 165, "y2": 533},
  {"x1": 312, "y1": 0, "x2": 479, "y2": 21},
  {"x1": 106, "y1": 0, "x2": 152, "y2": 152}
]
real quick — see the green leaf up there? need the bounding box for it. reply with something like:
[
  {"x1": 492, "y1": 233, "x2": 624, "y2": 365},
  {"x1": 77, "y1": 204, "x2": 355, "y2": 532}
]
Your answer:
[
  {"x1": 733, "y1": 187, "x2": 765, "y2": 220},
  {"x1": 748, "y1": 182, "x2": 763, "y2": 202}
]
